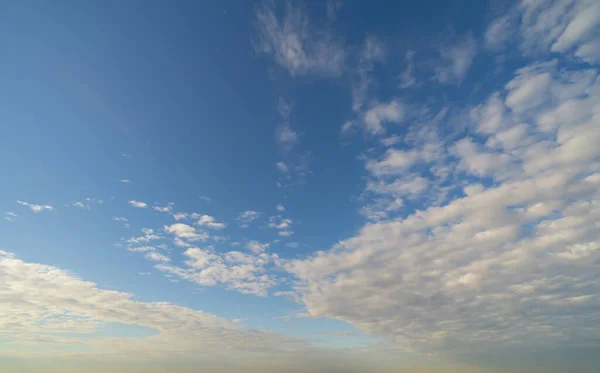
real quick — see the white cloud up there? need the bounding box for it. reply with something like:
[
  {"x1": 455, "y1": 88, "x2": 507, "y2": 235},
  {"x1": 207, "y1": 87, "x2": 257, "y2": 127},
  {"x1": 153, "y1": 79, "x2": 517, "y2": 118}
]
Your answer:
[
  {"x1": 120, "y1": 179, "x2": 132, "y2": 184},
  {"x1": 254, "y1": 1, "x2": 345, "y2": 77},
  {"x1": 112, "y1": 216, "x2": 128, "y2": 222},
  {"x1": 276, "y1": 204, "x2": 286, "y2": 212},
  {"x1": 237, "y1": 210, "x2": 261, "y2": 226},
  {"x1": 128, "y1": 200, "x2": 148, "y2": 208},
  {"x1": 550, "y1": 2, "x2": 600, "y2": 53},
  {"x1": 164, "y1": 223, "x2": 208, "y2": 242},
  {"x1": 276, "y1": 161, "x2": 289, "y2": 173},
  {"x1": 152, "y1": 203, "x2": 174, "y2": 213},
  {"x1": 279, "y1": 231, "x2": 294, "y2": 237},
  {"x1": 435, "y1": 33, "x2": 477, "y2": 84},
  {"x1": 398, "y1": 50, "x2": 418, "y2": 89},
  {"x1": 352, "y1": 36, "x2": 386, "y2": 111},
  {"x1": 173, "y1": 212, "x2": 188, "y2": 221},
  {"x1": 5, "y1": 212, "x2": 17, "y2": 217},
  {"x1": 16, "y1": 200, "x2": 53, "y2": 213},
  {"x1": 72, "y1": 201, "x2": 88, "y2": 209},
  {"x1": 145, "y1": 251, "x2": 170, "y2": 263},
  {"x1": 363, "y1": 100, "x2": 404, "y2": 135},
  {"x1": 195, "y1": 215, "x2": 226, "y2": 230},
  {"x1": 247, "y1": 241, "x2": 270, "y2": 254},
  {"x1": 0, "y1": 251, "x2": 301, "y2": 356},
  {"x1": 277, "y1": 125, "x2": 298, "y2": 148},
  {"x1": 575, "y1": 39, "x2": 600, "y2": 64},
  {"x1": 126, "y1": 228, "x2": 161, "y2": 244},
  {"x1": 269, "y1": 216, "x2": 293, "y2": 230},
  {"x1": 517, "y1": 0, "x2": 600, "y2": 61},
  {"x1": 127, "y1": 246, "x2": 155, "y2": 253},
  {"x1": 155, "y1": 247, "x2": 278, "y2": 296},
  {"x1": 485, "y1": 14, "x2": 516, "y2": 50},
  {"x1": 505, "y1": 66, "x2": 553, "y2": 113},
  {"x1": 284, "y1": 58, "x2": 600, "y2": 353}
]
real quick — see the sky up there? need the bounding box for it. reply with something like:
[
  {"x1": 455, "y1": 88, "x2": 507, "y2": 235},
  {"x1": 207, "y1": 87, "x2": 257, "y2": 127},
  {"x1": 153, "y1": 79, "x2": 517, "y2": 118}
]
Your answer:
[{"x1": 1, "y1": 0, "x2": 599, "y2": 372}]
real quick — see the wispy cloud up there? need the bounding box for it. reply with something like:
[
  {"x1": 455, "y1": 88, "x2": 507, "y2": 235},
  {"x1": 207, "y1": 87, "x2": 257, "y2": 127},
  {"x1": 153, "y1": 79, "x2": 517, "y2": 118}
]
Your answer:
[
  {"x1": 435, "y1": 33, "x2": 477, "y2": 84},
  {"x1": 254, "y1": 1, "x2": 345, "y2": 77},
  {"x1": 237, "y1": 210, "x2": 261, "y2": 228}
]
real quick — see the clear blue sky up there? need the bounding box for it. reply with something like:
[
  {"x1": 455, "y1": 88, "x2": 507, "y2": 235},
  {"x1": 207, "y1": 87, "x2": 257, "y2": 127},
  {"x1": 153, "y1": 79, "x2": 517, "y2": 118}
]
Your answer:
[{"x1": 1, "y1": 1, "x2": 600, "y2": 372}]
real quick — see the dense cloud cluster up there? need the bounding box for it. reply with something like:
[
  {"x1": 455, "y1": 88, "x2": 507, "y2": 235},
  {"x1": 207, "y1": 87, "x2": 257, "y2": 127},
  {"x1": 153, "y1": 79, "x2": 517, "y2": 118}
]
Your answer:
[{"x1": 285, "y1": 0, "x2": 600, "y2": 351}]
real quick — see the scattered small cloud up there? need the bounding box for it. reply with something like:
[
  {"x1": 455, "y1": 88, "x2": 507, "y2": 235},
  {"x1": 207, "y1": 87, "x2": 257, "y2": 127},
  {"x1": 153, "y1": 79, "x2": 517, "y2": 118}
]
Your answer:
[
  {"x1": 153, "y1": 203, "x2": 174, "y2": 213},
  {"x1": 195, "y1": 215, "x2": 226, "y2": 230},
  {"x1": 247, "y1": 241, "x2": 270, "y2": 254},
  {"x1": 120, "y1": 179, "x2": 132, "y2": 184},
  {"x1": 16, "y1": 201, "x2": 53, "y2": 213},
  {"x1": 129, "y1": 200, "x2": 148, "y2": 208},
  {"x1": 237, "y1": 210, "x2": 261, "y2": 227},
  {"x1": 276, "y1": 204, "x2": 285, "y2": 212}
]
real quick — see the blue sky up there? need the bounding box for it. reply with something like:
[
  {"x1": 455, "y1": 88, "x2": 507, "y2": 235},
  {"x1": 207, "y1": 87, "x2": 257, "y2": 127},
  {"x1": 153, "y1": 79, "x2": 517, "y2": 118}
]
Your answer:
[{"x1": 1, "y1": 0, "x2": 600, "y2": 372}]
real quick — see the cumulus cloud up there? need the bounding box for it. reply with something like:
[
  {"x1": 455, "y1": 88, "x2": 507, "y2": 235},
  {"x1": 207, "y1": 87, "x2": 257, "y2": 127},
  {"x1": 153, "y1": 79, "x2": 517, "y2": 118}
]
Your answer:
[
  {"x1": 16, "y1": 200, "x2": 53, "y2": 213},
  {"x1": 254, "y1": 0, "x2": 345, "y2": 77},
  {"x1": 128, "y1": 200, "x2": 148, "y2": 208},
  {"x1": 277, "y1": 204, "x2": 286, "y2": 212},
  {"x1": 284, "y1": 52, "x2": 600, "y2": 353},
  {"x1": 195, "y1": 214, "x2": 226, "y2": 230},
  {"x1": 152, "y1": 203, "x2": 174, "y2": 213},
  {"x1": 164, "y1": 223, "x2": 208, "y2": 243}
]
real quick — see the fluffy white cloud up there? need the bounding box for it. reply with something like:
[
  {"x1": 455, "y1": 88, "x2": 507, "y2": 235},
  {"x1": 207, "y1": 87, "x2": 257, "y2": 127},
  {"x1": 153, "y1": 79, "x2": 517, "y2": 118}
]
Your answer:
[
  {"x1": 284, "y1": 57, "x2": 600, "y2": 353},
  {"x1": 155, "y1": 247, "x2": 278, "y2": 296},
  {"x1": 152, "y1": 203, "x2": 173, "y2": 213},
  {"x1": 195, "y1": 214, "x2": 226, "y2": 230},
  {"x1": 112, "y1": 216, "x2": 128, "y2": 222},
  {"x1": 16, "y1": 200, "x2": 54, "y2": 213},
  {"x1": 363, "y1": 100, "x2": 404, "y2": 135},
  {"x1": 254, "y1": 1, "x2": 345, "y2": 77},
  {"x1": 276, "y1": 161, "x2": 289, "y2": 173},
  {"x1": 247, "y1": 241, "x2": 270, "y2": 254},
  {"x1": 128, "y1": 200, "x2": 148, "y2": 208},
  {"x1": 277, "y1": 204, "x2": 286, "y2": 212},
  {"x1": 127, "y1": 228, "x2": 161, "y2": 244},
  {"x1": 164, "y1": 223, "x2": 208, "y2": 242},
  {"x1": 0, "y1": 251, "x2": 301, "y2": 356}
]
